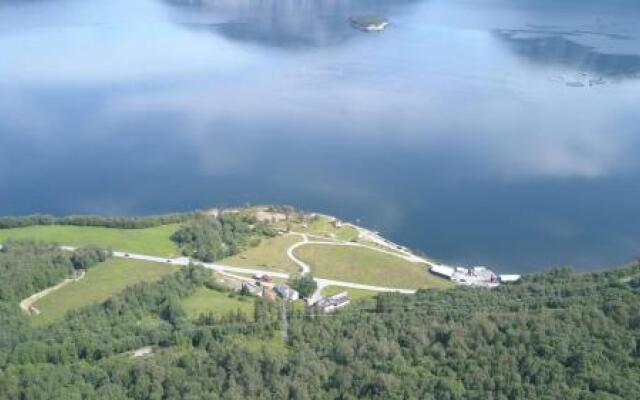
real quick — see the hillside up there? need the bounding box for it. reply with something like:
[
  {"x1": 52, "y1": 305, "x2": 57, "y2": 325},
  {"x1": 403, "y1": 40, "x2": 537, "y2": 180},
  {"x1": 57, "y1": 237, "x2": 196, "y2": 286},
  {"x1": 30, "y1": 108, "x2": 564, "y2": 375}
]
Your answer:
[
  {"x1": 0, "y1": 236, "x2": 639, "y2": 398},
  {"x1": 1, "y1": 208, "x2": 639, "y2": 398},
  {"x1": 0, "y1": 207, "x2": 450, "y2": 295}
]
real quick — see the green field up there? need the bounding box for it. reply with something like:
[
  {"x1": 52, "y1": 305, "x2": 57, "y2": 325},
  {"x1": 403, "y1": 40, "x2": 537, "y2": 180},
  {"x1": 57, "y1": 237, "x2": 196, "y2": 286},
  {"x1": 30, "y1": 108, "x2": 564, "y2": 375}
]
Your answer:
[
  {"x1": 220, "y1": 234, "x2": 302, "y2": 273},
  {"x1": 32, "y1": 258, "x2": 178, "y2": 324},
  {"x1": 0, "y1": 224, "x2": 180, "y2": 256},
  {"x1": 295, "y1": 244, "x2": 453, "y2": 289},
  {"x1": 180, "y1": 287, "x2": 255, "y2": 318},
  {"x1": 321, "y1": 285, "x2": 378, "y2": 301},
  {"x1": 293, "y1": 216, "x2": 359, "y2": 241}
]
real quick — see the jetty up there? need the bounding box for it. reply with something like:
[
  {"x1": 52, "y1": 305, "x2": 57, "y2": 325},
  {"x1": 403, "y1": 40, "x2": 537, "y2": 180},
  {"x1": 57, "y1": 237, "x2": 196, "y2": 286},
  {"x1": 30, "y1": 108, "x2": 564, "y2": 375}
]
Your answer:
[{"x1": 430, "y1": 265, "x2": 521, "y2": 287}]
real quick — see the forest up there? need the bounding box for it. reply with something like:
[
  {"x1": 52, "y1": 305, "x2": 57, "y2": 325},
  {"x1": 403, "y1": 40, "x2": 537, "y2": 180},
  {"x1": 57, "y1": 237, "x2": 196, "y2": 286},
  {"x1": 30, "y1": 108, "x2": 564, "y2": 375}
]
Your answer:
[
  {"x1": 171, "y1": 212, "x2": 276, "y2": 262},
  {"x1": 0, "y1": 240, "x2": 639, "y2": 399}
]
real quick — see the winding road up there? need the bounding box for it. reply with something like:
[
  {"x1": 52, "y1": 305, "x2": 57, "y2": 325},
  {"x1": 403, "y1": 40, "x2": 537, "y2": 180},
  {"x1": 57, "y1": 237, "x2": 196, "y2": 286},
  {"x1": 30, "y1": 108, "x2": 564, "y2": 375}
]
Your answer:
[
  {"x1": 59, "y1": 246, "x2": 419, "y2": 294},
  {"x1": 283, "y1": 232, "x2": 428, "y2": 300},
  {"x1": 286, "y1": 233, "x2": 311, "y2": 275},
  {"x1": 19, "y1": 269, "x2": 85, "y2": 315},
  {"x1": 22, "y1": 235, "x2": 426, "y2": 312}
]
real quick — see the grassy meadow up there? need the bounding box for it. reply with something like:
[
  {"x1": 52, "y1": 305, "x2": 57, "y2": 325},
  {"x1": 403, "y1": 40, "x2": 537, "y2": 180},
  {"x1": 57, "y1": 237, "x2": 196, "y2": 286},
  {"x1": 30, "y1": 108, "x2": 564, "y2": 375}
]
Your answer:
[
  {"x1": 220, "y1": 234, "x2": 302, "y2": 273},
  {"x1": 32, "y1": 258, "x2": 178, "y2": 325},
  {"x1": 0, "y1": 224, "x2": 180, "y2": 256},
  {"x1": 180, "y1": 287, "x2": 255, "y2": 318},
  {"x1": 321, "y1": 285, "x2": 378, "y2": 301},
  {"x1": 295, "y1": 244, "x2": 453, "y2": 289},
  {"x1": 288, "y1": 215, "x2": 359, "y2": 241}
]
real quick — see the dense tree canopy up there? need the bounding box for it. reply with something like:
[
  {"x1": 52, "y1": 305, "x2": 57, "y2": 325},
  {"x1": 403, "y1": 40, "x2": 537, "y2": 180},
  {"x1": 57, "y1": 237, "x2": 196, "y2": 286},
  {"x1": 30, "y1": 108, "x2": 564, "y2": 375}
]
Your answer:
[
  {"x1": 0, "y1": 239, "x2": 639, "y2": 399},
  {"x1": 0, "y1": 240, "x2": 73, "y2": 301},
  {"x1": 171, "y1": 213, "x2": 276, "y2": 262},
  {"x1": 70, "y1": 246, "x2": 112, "y2": 270}
]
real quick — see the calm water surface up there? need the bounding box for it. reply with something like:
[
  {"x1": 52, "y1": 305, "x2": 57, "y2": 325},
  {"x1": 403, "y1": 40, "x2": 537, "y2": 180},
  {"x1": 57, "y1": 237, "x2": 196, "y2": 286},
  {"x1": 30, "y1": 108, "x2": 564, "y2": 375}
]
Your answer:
[{"x1": 1, "y1": 0, "x2": 640, "y2": 272}]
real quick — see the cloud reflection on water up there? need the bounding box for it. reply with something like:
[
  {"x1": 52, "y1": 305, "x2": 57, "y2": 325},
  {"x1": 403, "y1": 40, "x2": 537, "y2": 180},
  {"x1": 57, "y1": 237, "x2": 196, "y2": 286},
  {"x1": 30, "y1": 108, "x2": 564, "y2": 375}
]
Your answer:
[
  {"x1": 166, "y1": 0, "x2": 419, "y2": 47},
  {"x1": 1, "y1": 0, "x2": 640, "y2": 269}
]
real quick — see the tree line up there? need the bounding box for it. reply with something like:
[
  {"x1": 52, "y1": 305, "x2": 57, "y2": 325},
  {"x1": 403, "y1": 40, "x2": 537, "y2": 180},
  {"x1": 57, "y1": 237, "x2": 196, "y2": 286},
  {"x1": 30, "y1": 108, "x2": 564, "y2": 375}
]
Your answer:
[{"x1": 0, "y1": 212, "x2": 196, "y2": 230}]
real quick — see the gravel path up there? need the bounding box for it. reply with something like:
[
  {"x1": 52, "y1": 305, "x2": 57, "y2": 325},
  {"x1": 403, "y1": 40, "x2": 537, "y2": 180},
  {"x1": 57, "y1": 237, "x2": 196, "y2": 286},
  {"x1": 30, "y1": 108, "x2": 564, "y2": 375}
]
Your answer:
[{"x1": 19, "y1": 270, "x2": 86, "y2": 315}]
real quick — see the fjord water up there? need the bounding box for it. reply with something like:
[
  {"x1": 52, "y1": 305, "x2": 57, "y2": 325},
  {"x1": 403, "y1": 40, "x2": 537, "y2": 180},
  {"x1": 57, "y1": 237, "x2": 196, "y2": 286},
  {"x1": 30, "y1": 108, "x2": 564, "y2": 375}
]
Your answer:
[{"x1": 1, "y1": 0, "x2": 640, "y2": 272}]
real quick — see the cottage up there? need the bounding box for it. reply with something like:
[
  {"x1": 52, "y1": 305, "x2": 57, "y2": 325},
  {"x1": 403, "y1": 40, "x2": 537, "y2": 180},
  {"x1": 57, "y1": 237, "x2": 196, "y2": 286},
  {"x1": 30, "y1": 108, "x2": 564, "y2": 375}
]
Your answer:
[
  {"x1": 274, "y1": 284, "x2": 299, "y2": 301},
  {"x1": 314, "y1": 292, "x2": 351, "y2": 313}
]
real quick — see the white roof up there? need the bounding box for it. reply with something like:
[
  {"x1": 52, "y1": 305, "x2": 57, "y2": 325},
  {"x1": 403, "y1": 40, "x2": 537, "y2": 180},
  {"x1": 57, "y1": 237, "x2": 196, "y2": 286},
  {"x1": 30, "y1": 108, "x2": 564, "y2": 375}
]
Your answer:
[
  {"x1": 430, "y1": 265, "x2": 454, "y2": 277},
  {"x1": 499, "y1": 274, "x2": 521, "y2": 282}
]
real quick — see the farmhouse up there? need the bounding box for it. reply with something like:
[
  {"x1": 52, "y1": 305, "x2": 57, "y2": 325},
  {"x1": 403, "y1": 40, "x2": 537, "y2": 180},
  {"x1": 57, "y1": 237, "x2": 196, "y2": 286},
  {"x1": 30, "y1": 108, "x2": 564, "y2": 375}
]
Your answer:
[{"x1": 274, "y1": 284, "x2": 299, "y2": 301}]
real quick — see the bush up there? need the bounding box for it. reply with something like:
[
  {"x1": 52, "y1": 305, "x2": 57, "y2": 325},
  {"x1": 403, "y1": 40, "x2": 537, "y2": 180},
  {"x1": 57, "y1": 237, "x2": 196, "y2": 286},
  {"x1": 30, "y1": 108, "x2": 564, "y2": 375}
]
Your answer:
[{"x1": 70, "y1": 246, "x2": 112, "y2": 270}]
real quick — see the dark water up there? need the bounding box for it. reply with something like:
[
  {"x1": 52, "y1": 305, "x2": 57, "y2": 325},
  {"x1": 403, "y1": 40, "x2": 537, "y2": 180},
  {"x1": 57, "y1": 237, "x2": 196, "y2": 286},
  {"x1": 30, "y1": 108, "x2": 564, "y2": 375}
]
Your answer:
[{"x1": 2, "y1": 0, "x2": 640, "y2": 272}]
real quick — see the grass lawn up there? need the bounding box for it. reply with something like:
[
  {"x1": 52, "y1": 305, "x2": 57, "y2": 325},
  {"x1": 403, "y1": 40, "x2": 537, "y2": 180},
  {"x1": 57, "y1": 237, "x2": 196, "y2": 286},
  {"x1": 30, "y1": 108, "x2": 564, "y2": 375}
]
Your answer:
[
  {"x1": 220, "y1": 234, "x2": 302, "y2": 273},
  {"x1": 295, "y1": 244, "x2": 453, "y2": 289},
  {"x1": 336, "y1": 227, "x2": 359, "y2": 241},
  {"x1": 32, "y1": 258, "x2": 178, "y2": 325},
  {"x1": 0, "y1": 224, "x2": 180, "y2": 256},
  {"x1": 295, "y1": 216, "x2": 359, "y2": 241},
  {"x1": 180, "y1": 287, "x2": 255, "y2": 319},
  {"x1": 321, "y1": 285, "x2": 378, "y2": 301}
]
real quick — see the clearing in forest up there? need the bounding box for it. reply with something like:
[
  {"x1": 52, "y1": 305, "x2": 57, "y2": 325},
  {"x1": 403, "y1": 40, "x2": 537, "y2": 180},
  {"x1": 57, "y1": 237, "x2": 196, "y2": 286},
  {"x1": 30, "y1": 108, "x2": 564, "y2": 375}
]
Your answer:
[
  {"x1": 180, "y1": 287, "x2": 255, "y2": 318},
  {"x1": 32, "y1": 258, "x2": 178, "y2": 325}
]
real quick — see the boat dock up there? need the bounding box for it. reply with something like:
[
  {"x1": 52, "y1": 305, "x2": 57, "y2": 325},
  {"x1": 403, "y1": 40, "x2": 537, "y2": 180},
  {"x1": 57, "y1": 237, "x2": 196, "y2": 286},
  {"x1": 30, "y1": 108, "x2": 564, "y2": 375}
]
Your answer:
[{"x1": 430, "y1": 265, "x2": 521, "y2": 287}]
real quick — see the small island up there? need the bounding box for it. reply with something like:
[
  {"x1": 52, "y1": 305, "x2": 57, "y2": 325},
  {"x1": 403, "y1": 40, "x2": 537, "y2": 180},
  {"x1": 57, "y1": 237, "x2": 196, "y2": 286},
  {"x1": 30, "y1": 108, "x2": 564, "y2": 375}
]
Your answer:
[{"x1": 349, "y1": 15, "x2": 389, "y2": 32}]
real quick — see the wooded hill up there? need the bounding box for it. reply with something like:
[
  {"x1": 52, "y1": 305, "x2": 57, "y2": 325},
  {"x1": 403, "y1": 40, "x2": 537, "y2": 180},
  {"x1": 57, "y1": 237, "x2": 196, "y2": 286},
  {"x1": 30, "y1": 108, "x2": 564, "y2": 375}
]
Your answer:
[{"x1": 0, "y1": 240, "x2": 639, "y2": 399}]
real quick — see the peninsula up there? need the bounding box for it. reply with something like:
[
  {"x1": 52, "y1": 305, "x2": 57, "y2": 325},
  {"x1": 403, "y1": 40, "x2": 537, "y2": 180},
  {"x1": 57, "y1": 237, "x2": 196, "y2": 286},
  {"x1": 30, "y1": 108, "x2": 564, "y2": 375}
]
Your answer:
[{"x1": 0, "y1": 205, "x2": 638, "y2": 399}]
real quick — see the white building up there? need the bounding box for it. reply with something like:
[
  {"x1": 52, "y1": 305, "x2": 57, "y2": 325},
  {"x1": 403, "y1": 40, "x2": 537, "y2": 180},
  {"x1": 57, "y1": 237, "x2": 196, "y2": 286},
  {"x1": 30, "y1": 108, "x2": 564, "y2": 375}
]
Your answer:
[
  {"x1": 429, "y1": 265, "x2": 454, "y2": 279},
  {"x1": 499, "y1": 274, "x2": 521, "y2": 283},
  {"x1": 430, "y1": 265, "x2": 520, "y2": 287},
  {"x1": 274, "y1": 284, "x2": 299, "y2": 301}
]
